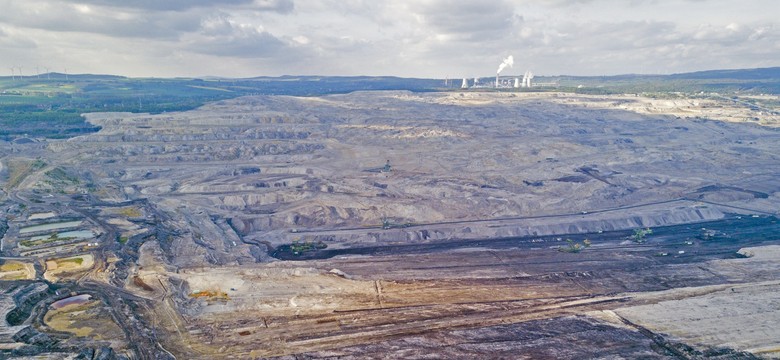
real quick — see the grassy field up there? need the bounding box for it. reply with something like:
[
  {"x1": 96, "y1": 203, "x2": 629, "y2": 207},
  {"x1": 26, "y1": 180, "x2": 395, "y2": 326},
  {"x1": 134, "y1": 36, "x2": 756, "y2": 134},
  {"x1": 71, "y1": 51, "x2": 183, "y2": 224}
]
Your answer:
[
  {"x1": 3, "y1": 158, "x2": 46, "y2": 190},
  {"x1": 44, "y1": 299, "x2": 125, "y2": 340}
]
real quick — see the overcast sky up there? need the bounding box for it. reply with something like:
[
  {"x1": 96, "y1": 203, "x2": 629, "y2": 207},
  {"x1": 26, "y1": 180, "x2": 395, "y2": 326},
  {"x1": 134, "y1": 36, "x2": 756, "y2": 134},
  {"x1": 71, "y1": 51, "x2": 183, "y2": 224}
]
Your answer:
[{"x1": 1, "y1": 0, "x2": 778, "y2": 78}]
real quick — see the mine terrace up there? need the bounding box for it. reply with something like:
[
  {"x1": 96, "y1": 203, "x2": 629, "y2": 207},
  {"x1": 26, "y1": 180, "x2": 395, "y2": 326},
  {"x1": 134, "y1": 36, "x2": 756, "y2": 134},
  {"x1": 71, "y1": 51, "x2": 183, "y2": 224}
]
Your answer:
[{"x1": 2, "y1": 89, "x2": 780, "y2": 359}]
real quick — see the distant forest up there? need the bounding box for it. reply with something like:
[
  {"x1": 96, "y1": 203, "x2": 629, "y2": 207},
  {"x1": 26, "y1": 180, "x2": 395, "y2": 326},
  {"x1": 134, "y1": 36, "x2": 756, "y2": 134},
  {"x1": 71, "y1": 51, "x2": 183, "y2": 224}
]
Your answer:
[{"x1": 1, "y1": 67, "x2": 779, "y2": 140}]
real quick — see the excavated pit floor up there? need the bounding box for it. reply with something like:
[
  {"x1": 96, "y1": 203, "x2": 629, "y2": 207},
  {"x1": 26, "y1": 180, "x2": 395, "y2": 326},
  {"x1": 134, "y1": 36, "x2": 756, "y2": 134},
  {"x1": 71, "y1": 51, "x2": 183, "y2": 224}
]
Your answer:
[{"x1": 2, "y1": 91, "x2": 780, "y2": 358}]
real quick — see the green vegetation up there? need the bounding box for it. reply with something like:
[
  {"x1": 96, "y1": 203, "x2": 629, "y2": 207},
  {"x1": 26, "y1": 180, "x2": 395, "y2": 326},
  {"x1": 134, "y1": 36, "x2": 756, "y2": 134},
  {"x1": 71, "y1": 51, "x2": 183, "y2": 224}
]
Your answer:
[
  {"x1": 5, "y1": 158, "x2": 47, "y2": 189},
  {"x1": 31, "y1": 159, "x2": 47, "y2": 169},
  {"x1": 0, "y1": 261, "x2": 26, "y2": 272},
  {"x1": 44, "y1": 167, "x2": 79, "y2": 184},
  {"x1": 116, "y1": 206, "x2": 143, "y2": 218},
  {"x1": 0, "y1": 75, "x2": 442, "y2": 140},
  {"x1": 381, "y1": 218, "x2": 413, "y2": 230},
  {"x1": 545, "y1": 67, "x2": 780, "y2": 95},
  {"x1": 2, "y1": 67, "x2": 779, "y2": 140},
  {"x1": 19, "y1": 232, "x2": 76, "y2": 248},
  {"x1": 18, "y1": 239, "x2": 35, "y2": 248},
  {"x1": 289, "y1": 240, "x2": 327, "y2": 255},
  {"x1": 42, "y1": 167, "x2": 81, "y2": 192},
  {"x1": 57, "y1": 257, "x2": 84, "y2": 266},
  {"x1": 632, "y1": 228, "x2": 653, "y2": 243},
  {"x1": 117, "y1": 235, "x2": 129, "y2": 244},
  {"x1": 558, "y1": 238, "x2": 591, "y2": 253}
]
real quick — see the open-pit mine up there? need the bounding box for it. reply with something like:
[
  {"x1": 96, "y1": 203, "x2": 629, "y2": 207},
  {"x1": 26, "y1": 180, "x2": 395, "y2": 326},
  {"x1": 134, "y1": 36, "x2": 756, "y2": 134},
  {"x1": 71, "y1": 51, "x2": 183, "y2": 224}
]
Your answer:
[{"x1": 2, "y1": 90, "x2": 780, "y2": 359}]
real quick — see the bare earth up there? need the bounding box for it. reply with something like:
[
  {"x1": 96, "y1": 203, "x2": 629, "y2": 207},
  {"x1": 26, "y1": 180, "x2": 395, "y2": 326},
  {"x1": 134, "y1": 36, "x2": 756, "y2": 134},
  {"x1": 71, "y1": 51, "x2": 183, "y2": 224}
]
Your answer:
[{"x1": 1, "y1": 91, "x2": 780, "y2": 358}]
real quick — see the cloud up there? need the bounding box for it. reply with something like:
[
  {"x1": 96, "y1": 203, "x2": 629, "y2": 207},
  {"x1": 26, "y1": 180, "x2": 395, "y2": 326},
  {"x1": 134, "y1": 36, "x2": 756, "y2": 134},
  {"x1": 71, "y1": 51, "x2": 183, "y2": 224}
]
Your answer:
[
  {"x1": 515, "y1": 17, "x2": 780, "y2": 75},
  {"x1": 185, "y1": 14, "x2": 291, "y2": 58},
  {"x1": 692, "y1": 23, "x2": 770, "y2": 46},
  {"x1": 0, "y1": 26, "x2": 37, "y2": 49},
  {"x1": 69, "y1": 0, "x2": 293, "y2": 12},
  {"x1": 0, "y1": 0, "x2": 294, "y2": 40},
  {"x1": 557, "y1": 20, "x2": 682, "y2": 50},
  {"x1": 0, "y1": 0, "x2": 777, "y2": 77},
  {"x1": 191, "y1": 32, "x2": 288, "y2": 58},
  {"x1": 413, "y1": 0, "x2": 518, "y2": 41},
  {"x1": 0, "y1": 1, "x2": 204, "y2": 38}
]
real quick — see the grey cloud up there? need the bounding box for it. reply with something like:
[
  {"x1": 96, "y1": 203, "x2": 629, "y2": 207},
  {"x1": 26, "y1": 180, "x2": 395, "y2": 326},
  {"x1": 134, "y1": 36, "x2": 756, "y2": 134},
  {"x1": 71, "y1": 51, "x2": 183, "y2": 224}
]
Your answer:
[
  {"x1": 414, "y1": 0, "x2": 518, "y2": 40},
  {"x1": 517, "y1": 17, "x2": 780, "y2": 75},
  {"x1": 187, "y1": 15, "x2": 291, "y2": 58},
  {"x1": 72, "y1": 0, "x2": 293, "y2": 12},
  {"x1": 302, "y1": 31, "x2": 377, "y2": 54},
  {"x1": 0, "y1": 1, "x2": 203, "y2": 38},
  {"x1": 534, "y1": 0, "x2": 705, "y2": 6},
  {"x1": 575, "y1": 20, "x2": 780, "y2": 52},
  {"x1": 533, "y1": 0, "x2": 596, "y2": 6},
  {"x1": 0, "y1": 27, "x2": 37, "y2": 49},
  {"x1": 192, "y1": 32, "x2": 287, "y2": 57},
  {"x1": 0, "y1": 0, "x2": 777, "y2": 78},
  {"x1": 567, "y1": 21, "x2": 681, "y2": 50},
  {"x1": 73, "y1": 0, "x2": 252, "y2": 11},
  {"x1": 691, "y1": 23, "x2": 775, "y2": 47},
  {"x1": 200, "y1": 14, "x2": 240, "y2": 37},
  {"x1": 0, "y1": 0, "x2": 295, "y2": 40}
]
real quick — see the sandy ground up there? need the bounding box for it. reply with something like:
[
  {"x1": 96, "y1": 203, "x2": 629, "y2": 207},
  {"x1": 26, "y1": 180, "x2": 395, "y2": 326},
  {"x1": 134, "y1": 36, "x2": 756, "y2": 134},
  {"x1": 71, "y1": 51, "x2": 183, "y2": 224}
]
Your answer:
[
  {"x1": 0, "y1": 261, "x2": 35, "y2": 280},
  {"x1": 43, "y1": 254, "x2": 94, "y2": 282},
  {"x1": 614, "y1": 245, "x2": 780, "y2": 359}
]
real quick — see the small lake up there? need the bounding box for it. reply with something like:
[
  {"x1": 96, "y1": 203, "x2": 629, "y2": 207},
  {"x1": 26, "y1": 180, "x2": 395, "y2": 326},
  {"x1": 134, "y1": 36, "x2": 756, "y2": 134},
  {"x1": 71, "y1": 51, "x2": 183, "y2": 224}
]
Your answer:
[
  {"x1": 28, "y1": 212, "x2": 57, "y2": 220},
  {"x1": 51, "y1": 294, "x2": 92, "y2": 309},
  {"x1": 30, "y1": 229, "x2": 95, "y2": 241},
  {"x1": 19, "y1": 220, "x2": 83, "y2": 234}
]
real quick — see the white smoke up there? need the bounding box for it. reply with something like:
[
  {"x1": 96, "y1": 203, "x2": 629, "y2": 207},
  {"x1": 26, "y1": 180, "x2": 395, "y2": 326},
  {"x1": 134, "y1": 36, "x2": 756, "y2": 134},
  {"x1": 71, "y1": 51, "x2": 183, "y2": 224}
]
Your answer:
[{"x1": 497, "y1": 55, "x2": 514, "y2": 74}]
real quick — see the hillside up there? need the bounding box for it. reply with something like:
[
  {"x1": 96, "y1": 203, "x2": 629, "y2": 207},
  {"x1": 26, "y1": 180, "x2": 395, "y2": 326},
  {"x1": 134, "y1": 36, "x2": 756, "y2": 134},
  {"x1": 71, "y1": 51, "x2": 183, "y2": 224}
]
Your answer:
[{"x1": 1, "y1": 67, "x2": 779, "y2": 140}]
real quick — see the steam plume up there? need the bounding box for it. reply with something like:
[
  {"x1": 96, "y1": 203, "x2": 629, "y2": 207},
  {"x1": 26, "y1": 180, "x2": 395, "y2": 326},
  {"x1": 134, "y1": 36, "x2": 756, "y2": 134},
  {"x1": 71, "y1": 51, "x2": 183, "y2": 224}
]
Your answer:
[{"x1": 497, "y1": 55, "x2": 514, "y2": 74}]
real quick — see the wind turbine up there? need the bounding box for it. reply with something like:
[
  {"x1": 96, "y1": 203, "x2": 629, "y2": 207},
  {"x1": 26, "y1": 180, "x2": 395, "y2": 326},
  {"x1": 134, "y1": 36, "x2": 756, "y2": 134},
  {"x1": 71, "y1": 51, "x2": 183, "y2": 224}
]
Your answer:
[
  {"x1": 9, "y1": 67, "x2": 15, "y2": 81},
  {"x1": 17, "y1": 66, "x2": 23, "y2": 78},
  {"x1": 44, "y1": 67, "x2": 50, "y2": 80},
  {"x1": 64, "y1": 68, "x2": 68, "y2": 81},
  {"x1": 35, "y1": 66, "x2": 40, "y2": 79}
]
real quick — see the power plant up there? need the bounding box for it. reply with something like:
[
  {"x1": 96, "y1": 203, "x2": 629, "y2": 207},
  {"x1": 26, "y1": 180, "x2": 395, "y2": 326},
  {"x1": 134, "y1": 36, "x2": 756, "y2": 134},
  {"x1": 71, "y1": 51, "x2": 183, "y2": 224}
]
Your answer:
[
  {"x1": 496, "y1": 55, "x2": 513, "y2": 87},
  {"x1": 521, "y1": 71, "x2": 534, "y2": 88},
  {"x1": 459, "y1": 55, "x2": 539, "y2": 89}
]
